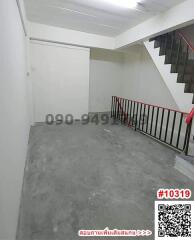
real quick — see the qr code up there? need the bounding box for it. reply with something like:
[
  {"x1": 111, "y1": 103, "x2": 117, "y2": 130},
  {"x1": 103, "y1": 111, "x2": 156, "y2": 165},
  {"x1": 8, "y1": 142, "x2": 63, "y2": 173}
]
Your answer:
[{"x1": 155, "y1": 201, "x2": 194, "y2": 240}]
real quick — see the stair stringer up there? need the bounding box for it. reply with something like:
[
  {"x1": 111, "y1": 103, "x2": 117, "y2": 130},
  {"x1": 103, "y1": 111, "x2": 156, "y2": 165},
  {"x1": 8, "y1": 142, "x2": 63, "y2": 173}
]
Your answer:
[{"x1": 144, "y1": 40, "x2": 193, "y2": 113}]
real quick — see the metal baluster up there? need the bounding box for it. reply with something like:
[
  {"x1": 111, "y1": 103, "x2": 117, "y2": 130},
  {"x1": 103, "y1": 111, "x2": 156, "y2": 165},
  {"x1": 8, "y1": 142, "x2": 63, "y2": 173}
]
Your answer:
[
  {"x1": 111, "y1": 96, "x2": 113, "y2": 118},
  {"x1": 184, "y1": 121, "x2": 192, "y2": 155},
  {"x1": 126, "y1": 100, "x2": 130, "y2": 125},
  {"x1": 114, "y1": 97, "x2": 116, "y2": 118},
  {"x1": 146, "y1": 105, "x2": 150, "y2": 133},
  {"x1": 119, "y1": 98, "x2": 122, "y2": 121},
  {"x1": 123, "y1": 98, "x2": 126, "y2": 123},
  {"x1": 120, "y1": 98, "x2": 123, "y2": 123},
  {"x1": 176, "y1": 113, "x2": 183, "y2": 149},
  {"x1": 123, "y1": 99, "x2": 127, "y2": 124},
  {"x1": 112, "y1": 96, "x2": 115, "y2": 118},
  {"x1": 135, "y1": 102, "x2": 139, "y2": 131},
  {"x1": 142, "y1": 104, "x2": 146, "y2": 132},
  {"x1": 121, "y1": 99, "x2": 123, "y2": 121},
  {"x1": 159, "y1": 108, "x2": 165, "y2": 140},
  {"x1": 164, "y1": 110, "x2": 170, "y2": 143},
  {"x1": 121, "y1": 98, "x2": 124, "y2": 123},
  {"x1": 170, "y1": 111, "x2": 177, "y2": 145},
  {"x1": 154, "y1": 107, "x2": 160, "y2": 137},
  {"x1": 117, "y1": 98, "x2": 120, "y2": 120},
  {"x1": 150, "y1": 106, "x2": 155, "y2": 135},
  {"x1": 132, "y1": 102, "x2": 136, "y2": 127},
  {"x1": 139, "y1": 103, "x2": 142, "y2": 129},
  {"x1": 129, "y1": 101, "x2": 133, "y2": 126}
]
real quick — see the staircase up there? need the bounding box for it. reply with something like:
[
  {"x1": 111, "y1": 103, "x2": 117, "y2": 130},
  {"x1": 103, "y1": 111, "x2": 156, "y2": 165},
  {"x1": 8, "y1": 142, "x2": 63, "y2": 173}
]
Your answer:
[
  {"x1": 145, "y1": 31, "x2": 194, "y2": 157},
  {"x1": 149, "y1": 31, "x2": 194, "y2": 104}
]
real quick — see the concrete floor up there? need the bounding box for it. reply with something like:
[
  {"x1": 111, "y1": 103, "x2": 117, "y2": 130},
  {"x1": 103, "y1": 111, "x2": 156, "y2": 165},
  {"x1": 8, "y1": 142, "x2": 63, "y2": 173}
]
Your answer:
[{"x1": 17, "y1": 122, "x2": 194, "y2": 240}]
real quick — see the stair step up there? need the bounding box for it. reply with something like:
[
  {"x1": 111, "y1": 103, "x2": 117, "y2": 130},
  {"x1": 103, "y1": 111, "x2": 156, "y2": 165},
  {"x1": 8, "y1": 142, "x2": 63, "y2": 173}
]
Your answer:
[
  {"x1": 150, "y1": 31, "x2": 194, "y2": 105},
  {"x1": 167, "y1": 57, "x2": 194, "y2": 65},
  {"x1": 184, "y1": 83, "x2": 194, "y2": 93},
  {"x1": 162, "y1": 51, "x2": 187, "y2": 63},
  {"x1": 165, "y1": 55, "x2": 184, "y2": 64},
  {"x1": 149, "y1": 37, "x2": 157, "y2": 42},
  {"x1": 171, "y1": 64, "x2": 194, "y2": 74},
  {"x1": 155, "y1": 37, "x2": 172, "y2": 48},
  {"x1": 150, "y1": 35, "x2": 165, "y2": 42},
  {"x1": 154, "y1": 40, "x2": 161, "y2": 48},
  {"x1": 177, "y1": 74, "x2": 194, "y2": 83},
  {"x1": 159, "y1": 46, "x2": 179, "y2": 56},
  {"x1": 152, "y1": 32, "x2": 178, "y2": 47}
]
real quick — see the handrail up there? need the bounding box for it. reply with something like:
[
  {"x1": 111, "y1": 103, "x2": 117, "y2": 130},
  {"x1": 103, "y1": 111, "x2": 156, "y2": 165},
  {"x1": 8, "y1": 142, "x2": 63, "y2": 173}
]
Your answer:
[
  {"x1": 178, "y1": 31, "x2": 194, "y2": 52},
  {"x1": 112, "y1": 96, "x2": 192, "y2": 155},
  {"x1": 186, "y1": 107, "x2": 194, "y2": 125},
  {"x1": 114, "y1": 96, "x2": 188, "y2": 115}
]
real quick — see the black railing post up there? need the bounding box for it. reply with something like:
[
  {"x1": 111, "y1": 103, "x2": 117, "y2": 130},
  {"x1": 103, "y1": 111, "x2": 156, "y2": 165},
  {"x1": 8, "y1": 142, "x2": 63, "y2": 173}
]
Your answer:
[
  {"x1": 110, "y1": 97, "x2": 192, "y2": 154},
  {"x1": 111, "y1": 96, "x2": 113, "y2": 118},
  {"x1": 176, "y1": 113, "x2": 183, "y2": 149},
  {"x1": 117, "y1": 98, "x2": 120, "y2": 119},
  {"x1": 121, "y1": 98, "x2": 125, "y2": 124},
  {"x1": 126, "y1": 100, "x2": 130, "y2": 125},
  {"x1": 184, "y1": 120, "x2": 192, "y2": 156},
  {"x1": 113, "y1": 96, "x2": 116, "y2": 118},
  {"x1": 135, "y1": 102, "x2": 139, "y2": 131},
  {"x1": 124, "y1": 99, "x2": 127, "y2": 125}
]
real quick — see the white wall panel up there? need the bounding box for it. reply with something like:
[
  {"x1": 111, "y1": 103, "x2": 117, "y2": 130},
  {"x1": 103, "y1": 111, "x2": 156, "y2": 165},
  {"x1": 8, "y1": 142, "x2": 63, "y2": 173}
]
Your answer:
[
  {"x1": 30, "y1": 41, "x2": 90, "y2": 122},
  {"x1": 0, "y1": 0, "x2": 30, "y2": 239},
  {"x1": 89, "y1": 49, "x2": 123, "y2": 112}
]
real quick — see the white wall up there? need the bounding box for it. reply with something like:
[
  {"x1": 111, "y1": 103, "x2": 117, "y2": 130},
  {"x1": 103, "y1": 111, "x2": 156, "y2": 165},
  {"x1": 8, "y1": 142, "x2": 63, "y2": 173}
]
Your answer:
[
  {"x1": 121, "y1": 46, "x2": 178, "y2": 109},
  {"x1": 89, "y1": 49, "x2": 123, "y2": 112},
  {"x1": 0, "y1": 0, "x2": 30, "y2": 240},
  {"x1": 89, "y1": 46, "x2": 178, "y2": 113},
  {"x1": 29, "y1": 22, "x2": 115, "y2": 50},
  {"x1": 30, "y1": 41, "x2": 90, "y2": 122}
]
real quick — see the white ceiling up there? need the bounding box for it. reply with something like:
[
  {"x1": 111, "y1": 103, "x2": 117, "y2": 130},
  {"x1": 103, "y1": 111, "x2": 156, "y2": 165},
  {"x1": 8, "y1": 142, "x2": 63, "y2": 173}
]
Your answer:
[{"x1": 24, "y1": 0, "x2": 185, "y2": 37}]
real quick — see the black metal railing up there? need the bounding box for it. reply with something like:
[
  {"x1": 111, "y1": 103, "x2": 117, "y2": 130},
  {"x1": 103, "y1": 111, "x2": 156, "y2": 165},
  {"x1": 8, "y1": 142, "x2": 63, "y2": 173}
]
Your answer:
[{"x1": 111, "y1": 96, "x2": 192, "y2": 155}]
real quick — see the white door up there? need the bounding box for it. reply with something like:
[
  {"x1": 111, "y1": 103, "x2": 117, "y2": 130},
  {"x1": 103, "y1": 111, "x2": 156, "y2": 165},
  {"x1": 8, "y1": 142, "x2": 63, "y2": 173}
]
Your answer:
[{"x1": 30, "y1": 41, "x2": 90, "y2": 123}]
